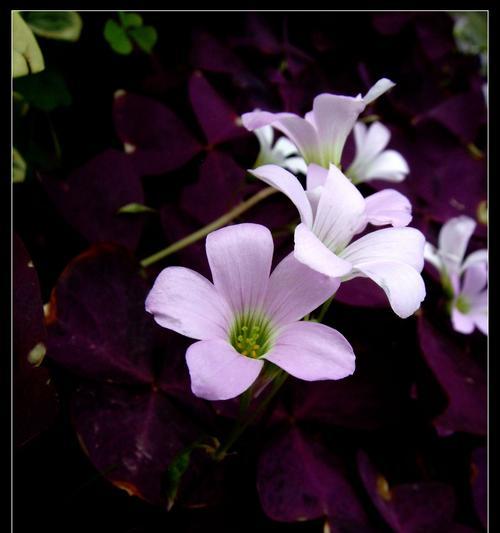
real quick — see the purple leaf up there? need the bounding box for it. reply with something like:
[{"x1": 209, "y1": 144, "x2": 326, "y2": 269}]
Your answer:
[
  {"x1": 358, "y1": 450, "x2": 457, "y2": 532},
  {"x1": 417, "y1": 314, "x2": 486, "y2": 436},
  {"x1": 46, "y1": 244, "x2": 155, "y2": 384},
  {"x1": 471, "y1": 446, "x2": 486, "y2": 529},
  {"x1": 189, "y1": 71, "x2": 247, "y2": 146},
  {"x1": 72, "y1": 381, "x2": 202, "y2": 505},
  {"x1": 335, "y1": 277, "x2": 391, "y2": 309},
  {"x1": 41, "y1": 149, "x2": 145, "y2": 250},
  {"x1": 113, "y1": 91, "x2": 201, "y2": 176},
  {"x1": 14, "y1": 234, "x2": 58, "y2": 446},
  {"x1": 258, "y1": 426, "x2": 371, "y2": 529},
  {"x1": 180, "y1": 151, "x2": 246, "y2": 224}
]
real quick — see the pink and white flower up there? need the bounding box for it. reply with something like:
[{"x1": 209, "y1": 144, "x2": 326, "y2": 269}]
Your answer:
[
  {"x1": 252, "y1": 124, "x2": 307, "y2": 174},
  {"x1": 424, "y1": 215, "x2": 487, "y2": 335},
  {"x1": 146, "y1": 223, "x2": 355, "y2": 401},
  {"x1": 249, "y1": 163, "x2": 426, "y2": 319},
  {"x1": 345, "y1": 121, "x2": 409, "y2": 184},
  {"x1": 242, "y1": 78, "x2": 395, "y2": 168}
]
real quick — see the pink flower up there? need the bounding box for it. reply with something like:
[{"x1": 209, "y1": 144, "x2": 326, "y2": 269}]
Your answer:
[
  {"x1": 424, "y1": 215, "x2": 487, "y2": 335},
  {"x1": 242, "y1": 79, "x2": 395, "y2": 168},
  {"x1": 345, "y1": 121, "x2": 409, "y2": 184},
  {"x1": 146, "y1": 223, "x2": 355, "y2": 401},
  {"x1": 249, "y1": 163, "x2": 426, "y2": 319}
]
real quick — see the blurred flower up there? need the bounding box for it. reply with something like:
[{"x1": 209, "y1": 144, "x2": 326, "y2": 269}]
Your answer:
[
  {"x1": 146, "y1": 223, "x2": 355, "y2": 401},
  {"x1": 252, "y1": 124, "x2": 307, "y2": 174},
  {"x1": 345, "y1": 121, "x2": 409, "y2": 184},
  {"x1": 241, "y1": 78, "x2": 395, "y2": 168},
  {"x1": 250, "y1": 164, "x2": 425, "y2": 318},
  {"x1": 424, "y1": 215, "x2": 487, "y2": 334}
]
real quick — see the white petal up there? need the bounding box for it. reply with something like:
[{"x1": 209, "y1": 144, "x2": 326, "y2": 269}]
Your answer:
[
  {"x1": 461, "y1": 249, "x2": 488, "y2": 273},
  {"x1": 438, "y1": 216, "x2": 476, "y2": 276},
  {"x1": 362, "y1": 150, "x2": 409, "y2": 183},
  {"x1": 249, "y1": 164, "x2": 313, "y2": 227},
  {"x1": 274, "y1": 136, "x2": 299, "y2": 157},
  {"x1": 312, "y1": 164, "x2": 366, "y2": 251},
  {"x1": 424, "y1": 242, "x2": 443, "y2": 272},
  {"x1": 363, "y1": 78, "x2": 396, "y2": 105}
]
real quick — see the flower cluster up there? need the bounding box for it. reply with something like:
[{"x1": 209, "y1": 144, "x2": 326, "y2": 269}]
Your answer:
[
  {"x1": 146, "y1": 80, "x2": 428, "y2": 401},
  {"x1": 424, "y1": 215, "x2": 487, "y2": 335}
]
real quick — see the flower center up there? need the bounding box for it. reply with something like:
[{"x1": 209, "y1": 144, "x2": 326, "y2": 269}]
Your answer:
[
  {"x1": 229, "y1": 313, "x2": 274, "y2": 358},
  {"x1": 455, "y1": 295, "x2": 471, "y2": 314}
]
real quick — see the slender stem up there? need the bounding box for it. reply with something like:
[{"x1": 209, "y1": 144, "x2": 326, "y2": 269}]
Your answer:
[
  {"x1": 315, "y1": 293, "x2": 335, "y2": 323},
  {"x1": 140, "y1": 186, "x2": 278, "y2": 267},
  {"x1": 214, "y1": 370, "x2": 288, "y2": 461}
]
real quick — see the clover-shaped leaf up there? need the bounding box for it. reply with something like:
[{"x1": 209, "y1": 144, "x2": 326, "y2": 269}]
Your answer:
[{"x1": 24, "y1": 11, "x2": 83, "y2": 42}]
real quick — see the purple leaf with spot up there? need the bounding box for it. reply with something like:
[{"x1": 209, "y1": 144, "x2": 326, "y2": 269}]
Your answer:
[
  {"x1": 113, "y1": 91, "x2": 202, "y2": 176},
  {"x1": 417, "y1": 314, "x2": 486, "y2": 436},
  {"x1": 358, "y1": 450, "x2": 458, "y2": 533},
  {"x1": 14, "y1": 234, "x2": 58, "y2": 446},
  {"x1": 41, "y1": 150, "x2": 145, "y2": 250}
]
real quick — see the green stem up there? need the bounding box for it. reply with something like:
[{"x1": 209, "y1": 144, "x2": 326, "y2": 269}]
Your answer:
[
  {"x1": 214, "y1": 370, "x2": 288, "y2": 461},
  {"x1": 140, "y1": 186, "x2": 278, "y2": 267}
]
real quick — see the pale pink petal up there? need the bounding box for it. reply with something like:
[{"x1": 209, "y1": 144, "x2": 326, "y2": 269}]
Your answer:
[
  {"x1": 351, "y1": 122, "x2": 391, "y2": 168},
  {"x1": 362, "y1": 78, "x2": 396, "y2": 105},
  {"x1": 312, "y1": 93, "x2": 365, "y2": 165},
  {"x1": 206, "y1": 223, "x2": 273, "y2": 315},
  {"x1": 264, "y1": 321, "x2": 355, "y2": 381},
  {"x1": 242, "y1": 110, "x2": 319, "y2": 163},
  {"x1": 462, "y1": 262, "x2": 487, "y2": 297},
  {"x1": 461, "y1": 249, "x2": 488, "y2": 273},
  {"x1": 264, "y1": 252, "x2": 340, "y2": 326},
  {"x1": 306, "y1": 163, "x2": 328, "y2": 191},
  {"x1": 145, "y1": 266, "x2": 230, "y2": 340},
  {"x1": 438, "y1": 216, "x2": 476, "y2": 276},
  {"x1": 471, "y1": 310, "x2": 488, "y2": 335},
  {"x1": 186, "y1": 339, "x2": 264, "y2": 400},
  {"x1": 340, "y1": 227, "x2": 425, "y2": 272},
  {"x1": 294, "y1": 223, "x2": 353, "y2": 278},
  {"x1": 363, "y1": 150, "x2": 409, "y2": 182},
  {"x1": 312, "y1": 164, "x2": 366, "y2": 251},
  {"x1": 451, "y1": 308, "x2": 475, "y2": 334},
  {"x1": 249, "y1": 164, "x2": 313, "y2": 227},
  {"x1": 356, "y1": 189, "x2": 412, "y2": 233},
  {"x1": 424, "y1": 242, "x2": 443, "y2": 272},
  {"x1": 350, "y1": 260, "x2": 426, "y2": 318}
]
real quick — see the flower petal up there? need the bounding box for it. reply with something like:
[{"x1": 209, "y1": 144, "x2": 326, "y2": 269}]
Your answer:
[
  {"x1": 438, "y1": 216, "x2": 476, "y2": 276},
  {"x1": 312, "y1": 164, "x2": 366, "y2": 251},
  {"x1": 462, "y1": 262, "x2": 487, "y2": 297},
  {"x1": 461, "y1": 249, "x2": 488, "y2": 273},
  {"x1": 264, "y1": 321, "x2": 355, "y2": 381},
  {"x1": 363, "y1": 150, "x2": 409, "y2": 182},
  {"x1": 294, "y1": 223, "x2": 353, "y2": 278},
  {"x1": 341, "y1": 227, "x2": 425, "y2": 272},
  {"x1": 306, "y1": 163, "x2": 328, "y2": 191},
  {"x1": 349, "y1": 260, "x2": 426, "y2": 318},
  {"x1": 362, "y1": 78, "x2": 396, "y2": 105},
  {"x1": 350, "y1": 122, "x2": 391, "y2": 173},
  {"x1": 186, "y1": 339, "x2": 264, "y2": 400},
  {"x1": 357, "y1": 189, "x2": 412, "y2": 233},
  {"x1": 206, "y1": 223, "x2": 273, "y2": 315},
  {"x1": 145, "y1": 266, "x2": 231, "y2": 340},
  {"x1": 242, "y1": 110, "x2": 319, "y2": 163},
  {"x1": 274, "y1": 136, "x2": 299, "y2": 157},
  {"x1": 312, "y1": 94, "x2": 365, "y2": 165},
  {"x1": 424, "y1": 242, "x2": 443, "y2": 272},
  {"x1": 451, "y1": 308, "x2": 475, "y2": 335},
  {"x1": 249, "y1": 165, "x2": 313, "y2": 227},
  {"x1": 264, "y1": 253, "x2": 340, "y2": 326},
  {"x1": 284, "y1": 156, "x2": 308, "y2": 175}
]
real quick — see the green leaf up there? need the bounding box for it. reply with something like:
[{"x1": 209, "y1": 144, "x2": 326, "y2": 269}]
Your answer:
[
  {"x1": 14, "y1": 68, "x2": 71, "y2": 111},
  {"x1": 118, "y1": 12, "x2": 143, "y2": 29},
  {"x1": 452, "y1": 12, "x2": 487, "y2": 56},
  {"x1": 13, "y1": 148, "x2": 27, "y2": 183},
  {"x1": 117, "y1": 203, "x2": 156, "y2": 215},
  {"x1": 24, "y1": 11, "x2": 83, "y2": 42},
  {"x1": 129, "y1": 25, "x2": 158, "y2": 53},
  {"x1": 164, "y1": 448, "x2": 193, "y2": 511},
  {"x1": 104, "y1": 19, "x2": 132, "y2": 55},
  {"x1": 12, "y1": 11, "x2": 45, "y2": 77}
]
